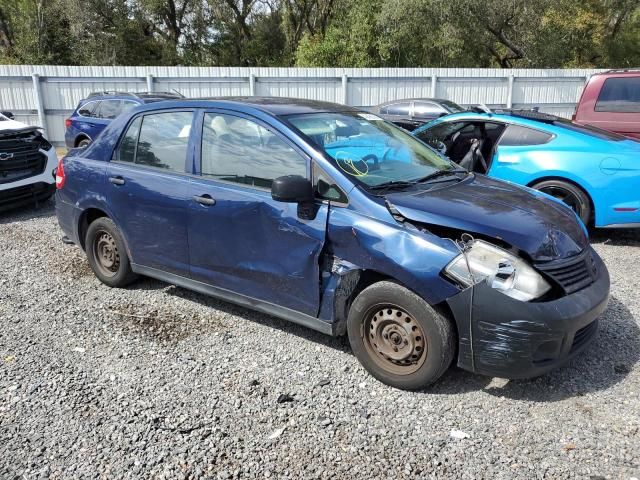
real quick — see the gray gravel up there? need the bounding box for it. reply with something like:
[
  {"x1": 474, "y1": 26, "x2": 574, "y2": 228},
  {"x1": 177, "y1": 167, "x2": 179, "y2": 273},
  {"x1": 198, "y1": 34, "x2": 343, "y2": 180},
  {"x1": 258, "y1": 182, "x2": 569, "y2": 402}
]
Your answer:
[{"x1": 1, "y1": 199, "x2": 639, "y2": 479}]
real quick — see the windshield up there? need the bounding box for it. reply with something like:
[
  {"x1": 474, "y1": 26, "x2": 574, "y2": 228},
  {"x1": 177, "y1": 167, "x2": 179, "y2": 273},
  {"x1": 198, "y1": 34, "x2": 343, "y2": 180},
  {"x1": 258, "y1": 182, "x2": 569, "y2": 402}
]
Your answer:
[{"x1": 287, "y1": 112, "x2": 453, "y2": 188}]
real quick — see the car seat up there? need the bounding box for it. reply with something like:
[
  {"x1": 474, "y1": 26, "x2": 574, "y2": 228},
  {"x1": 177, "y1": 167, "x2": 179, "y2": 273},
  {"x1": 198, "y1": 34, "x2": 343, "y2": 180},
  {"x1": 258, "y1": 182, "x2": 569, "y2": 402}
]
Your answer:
[{"x1": 458, "y1": 125, "x2": 488, "y2": 173}]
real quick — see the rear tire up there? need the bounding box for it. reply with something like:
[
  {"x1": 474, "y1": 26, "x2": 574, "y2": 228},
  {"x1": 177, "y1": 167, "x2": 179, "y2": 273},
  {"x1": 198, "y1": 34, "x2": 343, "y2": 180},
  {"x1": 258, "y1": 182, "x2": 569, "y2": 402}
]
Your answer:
[
  {"x1": 531, "y1": 179, "x2": 592, "y2": 225},
  {"x1": 77, "y1": 138, "x2": 91, "y2": 148},
  {"x1": 85, "y1": 217, "x2": 137, "y2": 287},
  {"x1": 347, "y1": 281, "x2": 455, "y2": 390}
]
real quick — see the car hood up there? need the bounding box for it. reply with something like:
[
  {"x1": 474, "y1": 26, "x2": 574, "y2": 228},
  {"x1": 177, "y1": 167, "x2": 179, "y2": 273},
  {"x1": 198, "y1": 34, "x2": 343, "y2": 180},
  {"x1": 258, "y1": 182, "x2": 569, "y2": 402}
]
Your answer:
[
  {"x1": 0, "y1": 119, "x2": 31, "y2": 132},
  {"x1": 385, "y1": 174, "x2": 589, "y2": 262}
]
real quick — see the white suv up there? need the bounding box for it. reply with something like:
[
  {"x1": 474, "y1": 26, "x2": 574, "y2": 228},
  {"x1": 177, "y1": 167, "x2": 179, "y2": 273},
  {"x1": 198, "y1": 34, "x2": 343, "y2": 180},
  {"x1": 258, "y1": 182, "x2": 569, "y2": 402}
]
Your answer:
[{"x1": 0, "y1": 112, "x2": 58, "y2": 212}]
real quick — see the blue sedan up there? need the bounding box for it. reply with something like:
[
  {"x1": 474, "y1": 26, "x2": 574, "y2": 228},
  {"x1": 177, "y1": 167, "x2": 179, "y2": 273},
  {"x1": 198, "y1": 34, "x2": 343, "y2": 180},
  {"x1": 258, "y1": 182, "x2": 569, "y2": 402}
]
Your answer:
[{"x1": 413, "y1": 110, "x2": 640, "y2": 228}]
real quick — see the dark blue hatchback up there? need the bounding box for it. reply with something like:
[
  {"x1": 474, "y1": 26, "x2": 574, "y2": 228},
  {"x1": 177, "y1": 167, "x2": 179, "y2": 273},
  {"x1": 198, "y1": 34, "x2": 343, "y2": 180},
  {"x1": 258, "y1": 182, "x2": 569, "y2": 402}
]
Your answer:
[
  {"x1": 55, "y1": 97, "x2": 610, "y2": 390},
  {"x1": 64, "y1": 91, "x2": 184, "y2": 149}
]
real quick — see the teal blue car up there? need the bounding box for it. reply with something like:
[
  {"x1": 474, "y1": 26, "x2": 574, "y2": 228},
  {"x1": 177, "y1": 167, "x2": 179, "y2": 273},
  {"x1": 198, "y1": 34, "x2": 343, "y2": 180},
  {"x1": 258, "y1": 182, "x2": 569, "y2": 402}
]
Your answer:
[{"x1": 413, "y1": 110, "x2": 640, "y2": 228}]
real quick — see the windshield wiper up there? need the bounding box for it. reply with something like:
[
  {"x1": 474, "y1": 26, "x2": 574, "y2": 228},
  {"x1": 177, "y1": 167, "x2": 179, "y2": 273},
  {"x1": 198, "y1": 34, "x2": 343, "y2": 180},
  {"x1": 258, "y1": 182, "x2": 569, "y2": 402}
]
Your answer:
[
  {"x1": 415, "y1": 168, "x2": 468, "y2": 183},
  {"x1": 368, "y1": 180, "x2": 418, "y2": 191}
]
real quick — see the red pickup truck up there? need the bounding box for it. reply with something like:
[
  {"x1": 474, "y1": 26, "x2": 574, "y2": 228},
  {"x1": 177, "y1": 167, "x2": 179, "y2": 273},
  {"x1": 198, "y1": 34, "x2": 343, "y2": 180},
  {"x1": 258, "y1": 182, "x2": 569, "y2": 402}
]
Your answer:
[{"x1": 573, "y1": 69, "x2": 640, "y2": 140}]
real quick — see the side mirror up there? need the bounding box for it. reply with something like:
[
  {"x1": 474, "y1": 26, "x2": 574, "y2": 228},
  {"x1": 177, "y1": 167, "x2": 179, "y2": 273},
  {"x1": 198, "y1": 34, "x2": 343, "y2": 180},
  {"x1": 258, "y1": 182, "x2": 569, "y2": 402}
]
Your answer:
[
  {"x1": 271, "y1": 175, "x2": 314, "y2": 203},
  {"x1": 1, "y1": 111, "x2": 14, "y2": 120}
]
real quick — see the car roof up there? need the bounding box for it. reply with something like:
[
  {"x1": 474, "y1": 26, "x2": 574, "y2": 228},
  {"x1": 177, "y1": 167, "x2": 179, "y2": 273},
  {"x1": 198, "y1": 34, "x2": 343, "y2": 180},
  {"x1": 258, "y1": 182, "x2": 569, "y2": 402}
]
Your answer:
[
  {"x1": 376, "y1": 98, "x2": 453, "y2": 106},
  {"x1": 130, "y1": 97, "x2": 362, "y2": 116},
  {"x1": 82, "y1": 91, "x2": 185, "y2": 103},
  {"x1": 591, "y1": 68, "x2": 640, "y2": 77},
  {"x1": 419, "y1": 110, "x2": 561, "y2": 127}
]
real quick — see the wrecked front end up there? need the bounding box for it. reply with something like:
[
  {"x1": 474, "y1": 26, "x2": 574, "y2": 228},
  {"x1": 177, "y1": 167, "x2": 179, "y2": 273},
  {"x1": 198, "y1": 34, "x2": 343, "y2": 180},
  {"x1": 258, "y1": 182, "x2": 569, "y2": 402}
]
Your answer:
[
  {"x1": 446, "y1": 251, "x2": 609, "y2": 378},
  {"x1": 387, "y1": 205, "x2": 610, "y2": 379}
]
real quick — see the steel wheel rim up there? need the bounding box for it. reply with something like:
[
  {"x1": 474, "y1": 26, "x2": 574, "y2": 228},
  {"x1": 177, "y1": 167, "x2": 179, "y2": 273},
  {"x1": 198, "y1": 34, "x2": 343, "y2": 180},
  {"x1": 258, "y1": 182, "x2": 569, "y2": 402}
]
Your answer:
[
  {"x1": 538, "y1": 185, "x2": 585, "y2": 218},
  {"x1": 93, "y1": 230, "x2": 120, "y2": 277},
  {"x1": 362, "y1": 305, "x2": 427, "y2": 376}
]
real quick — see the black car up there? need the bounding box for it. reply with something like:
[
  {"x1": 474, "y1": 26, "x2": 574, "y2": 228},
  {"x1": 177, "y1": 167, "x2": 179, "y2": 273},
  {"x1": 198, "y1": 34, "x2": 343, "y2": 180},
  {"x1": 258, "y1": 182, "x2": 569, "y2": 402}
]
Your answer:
[{"x1": 369, "y1": 98, "x2": 465, "y2": 131}]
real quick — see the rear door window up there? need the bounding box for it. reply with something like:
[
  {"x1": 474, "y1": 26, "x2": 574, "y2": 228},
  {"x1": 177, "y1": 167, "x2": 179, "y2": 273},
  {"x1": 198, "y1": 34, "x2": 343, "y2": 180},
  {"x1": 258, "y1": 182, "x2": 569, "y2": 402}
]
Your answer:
[
  {"x1": 97, "y1": 100, "x2": 124, "y2": 119},
  {"x1": 498, "y1": 124, "x2": 554, "y2": 146},
  {"x1": 201, "y1": 113, "x2": 307, "y2": 189},
  {"x1": 116, "y1": 111, "x2": 193, "y2": 173},
  {"x1": 595, "y1": 77, "x2": 640, "y2": 113}
]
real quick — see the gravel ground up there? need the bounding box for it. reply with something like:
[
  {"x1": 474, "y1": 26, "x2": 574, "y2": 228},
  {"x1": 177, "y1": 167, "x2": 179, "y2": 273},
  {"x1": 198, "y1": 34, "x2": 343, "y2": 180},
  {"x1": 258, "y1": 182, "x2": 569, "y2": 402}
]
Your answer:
[{"x1": 1, "y1": 199, "x2": 639, "y2": 480}]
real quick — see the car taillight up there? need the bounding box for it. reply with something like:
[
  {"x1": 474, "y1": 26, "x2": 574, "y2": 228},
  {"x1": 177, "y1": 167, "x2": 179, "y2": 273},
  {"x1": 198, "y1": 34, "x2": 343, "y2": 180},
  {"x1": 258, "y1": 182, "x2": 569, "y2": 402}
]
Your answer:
[
  {"x1": 65, "y1": 118, "x2": 72, "y2": 129},
  {"x1": 56, "y1": 157, "x2": 66, "y2": 189}
]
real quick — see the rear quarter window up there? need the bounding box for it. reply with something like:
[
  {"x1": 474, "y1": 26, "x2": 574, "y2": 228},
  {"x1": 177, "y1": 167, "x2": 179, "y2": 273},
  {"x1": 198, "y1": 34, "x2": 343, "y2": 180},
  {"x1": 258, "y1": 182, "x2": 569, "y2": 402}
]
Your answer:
[
  {"x1": 78, "y1": 101, "x2": 100, "y2": 117},
  {"x1": 381, "y1": 103, "x2": 411, "y2": 116},
  {"x1": 595, "y1": 77, "x2": 640, "y2": 113},
  {"x1": 499, "y1": 124, "x2": 554, "y2": 146}
]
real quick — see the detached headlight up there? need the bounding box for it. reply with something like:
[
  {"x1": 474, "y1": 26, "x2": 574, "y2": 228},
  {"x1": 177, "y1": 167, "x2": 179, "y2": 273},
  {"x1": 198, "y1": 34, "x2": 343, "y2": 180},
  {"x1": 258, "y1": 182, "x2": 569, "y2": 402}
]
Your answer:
[{"x1": 444, "y1": 240, "x2": 551, "y2": 301}]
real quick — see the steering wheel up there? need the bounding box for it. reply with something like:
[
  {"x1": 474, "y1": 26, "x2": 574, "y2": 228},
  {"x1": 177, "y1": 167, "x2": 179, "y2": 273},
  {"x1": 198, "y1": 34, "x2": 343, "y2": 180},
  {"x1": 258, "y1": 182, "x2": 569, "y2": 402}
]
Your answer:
[
  {"x1": 362, "y1": 154, "x2": 380, "y2": 171},
  {"x1": 433, "y1": 139, "x2": 447, "y2": 155}
]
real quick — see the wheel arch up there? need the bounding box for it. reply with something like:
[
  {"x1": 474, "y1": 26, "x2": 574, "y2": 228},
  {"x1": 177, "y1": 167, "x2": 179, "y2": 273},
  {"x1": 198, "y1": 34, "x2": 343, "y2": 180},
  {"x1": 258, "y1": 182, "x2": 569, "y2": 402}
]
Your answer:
[
  {"x1": 77, "y1": 208, "x2": 109, "y2": 250},
  {"x1": 331, "y1": 267, "x2": 458, "y2": 346},
  {"x1": 74, "y1": 134, "x2": 92, "y2": 147},
  {"x1": 77, "y1": 206, "x2": 136, "y2": 267},
  {"x1": 527, "y1": 175, "x2": 597, "y2": 226}
]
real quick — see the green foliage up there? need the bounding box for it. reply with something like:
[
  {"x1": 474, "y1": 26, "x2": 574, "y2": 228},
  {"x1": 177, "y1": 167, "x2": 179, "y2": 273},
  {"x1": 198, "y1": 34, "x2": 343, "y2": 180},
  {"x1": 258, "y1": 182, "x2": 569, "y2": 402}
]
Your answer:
[{"x1": 0, "y1": 0, "x2": 638, "y2": 67}]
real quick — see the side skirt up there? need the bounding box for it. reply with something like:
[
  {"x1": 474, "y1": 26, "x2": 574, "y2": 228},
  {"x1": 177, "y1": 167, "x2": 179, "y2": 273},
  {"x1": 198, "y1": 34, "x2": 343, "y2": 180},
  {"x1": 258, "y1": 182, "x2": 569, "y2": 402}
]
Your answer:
[{"x1": 131, "y1": 264, "x2": 334, "y2": 336}]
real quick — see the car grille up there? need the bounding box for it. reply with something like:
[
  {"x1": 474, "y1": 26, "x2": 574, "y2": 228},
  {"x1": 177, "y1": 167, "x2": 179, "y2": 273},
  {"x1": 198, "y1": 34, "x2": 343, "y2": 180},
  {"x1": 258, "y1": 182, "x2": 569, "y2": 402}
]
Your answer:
[
  {"x1": 535, "y1": 249, "x2": 597, "y2": 295},
  {"x1": 0, "y1": 135, "x2": 47, "y2": 184}
]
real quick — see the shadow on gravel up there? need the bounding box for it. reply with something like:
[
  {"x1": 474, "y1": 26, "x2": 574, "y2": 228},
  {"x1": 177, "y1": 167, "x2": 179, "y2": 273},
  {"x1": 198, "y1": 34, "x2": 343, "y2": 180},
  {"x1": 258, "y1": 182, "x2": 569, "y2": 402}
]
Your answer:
[
  {"x1": 130, "y1": 279, "x2": 638, "y2": 400},
  {"x1": 478, "y1": 296, "x2": 640, "y2": 402},
  {"x1": 590, "y1": 227, "x2": 640, "y2": 246},
  {"x1": 105, "y1": 298, "x2": 225, "y2": 342},
  {"x1": 161, "y1": 283, "x2": 351, "y2": 352},
  {"x1": 0, "y1": 198, "x2": 56, "y2": 224}
]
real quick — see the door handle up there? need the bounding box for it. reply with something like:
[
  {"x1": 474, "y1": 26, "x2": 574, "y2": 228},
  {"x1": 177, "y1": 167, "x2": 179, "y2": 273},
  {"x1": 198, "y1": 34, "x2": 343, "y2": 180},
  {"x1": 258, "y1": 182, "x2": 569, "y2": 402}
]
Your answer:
[
  {"x1": 109, "y1": 176, "x2": 125, "y2": 185},
  {"x1": 193, "y1": 194, "x2": 216, "y2": 206}
]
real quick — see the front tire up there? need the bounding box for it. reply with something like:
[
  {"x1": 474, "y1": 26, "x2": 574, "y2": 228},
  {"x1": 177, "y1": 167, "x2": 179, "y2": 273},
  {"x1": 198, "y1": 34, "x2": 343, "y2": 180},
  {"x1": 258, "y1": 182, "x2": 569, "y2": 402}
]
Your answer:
[
  {"x1": 347, "y1": 281, "x2": 455, "y2": 390},
  {"x1": 85, "y1": 217, "x2": 137, "y2": 287},
  {"x1": 531, "y1": 179, "x2": 592, "y2": 225}
]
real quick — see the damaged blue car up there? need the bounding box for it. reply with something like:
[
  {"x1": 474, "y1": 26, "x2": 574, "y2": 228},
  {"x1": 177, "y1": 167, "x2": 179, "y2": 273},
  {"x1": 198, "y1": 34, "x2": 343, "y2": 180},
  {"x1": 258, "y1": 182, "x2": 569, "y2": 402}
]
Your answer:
[{"x1": 55, "y1": 98, "x2": 610, "y2": 390}]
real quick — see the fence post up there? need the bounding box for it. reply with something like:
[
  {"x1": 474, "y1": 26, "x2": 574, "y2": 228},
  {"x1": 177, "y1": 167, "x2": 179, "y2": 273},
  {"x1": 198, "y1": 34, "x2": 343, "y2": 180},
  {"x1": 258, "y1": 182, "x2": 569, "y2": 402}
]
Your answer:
[
  {"x1": 31, "y1": 73, "x2": 48, "y2": 138},
  {"x1": 249, "y1": 73, "x2": 256, "y2": 96},
  {"x1": 341, "y1": 74, "x2": 348, "y2": 105},
  {"x1": 431, "y1": 75, "x2": 437, "y2": 97},
  {"x1": 506, "y1": 74, "x2": 514, "y2": 108},
  {"x1": 146, "y1": 73, "x2": 154, "y2": 92}
]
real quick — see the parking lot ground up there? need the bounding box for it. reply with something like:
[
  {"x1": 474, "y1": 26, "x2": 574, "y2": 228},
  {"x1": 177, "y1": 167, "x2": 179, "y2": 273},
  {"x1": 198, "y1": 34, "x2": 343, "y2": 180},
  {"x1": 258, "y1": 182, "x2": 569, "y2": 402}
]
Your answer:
[{"x1": 1, "y1": 200, "x2": 639, "y2": 479}]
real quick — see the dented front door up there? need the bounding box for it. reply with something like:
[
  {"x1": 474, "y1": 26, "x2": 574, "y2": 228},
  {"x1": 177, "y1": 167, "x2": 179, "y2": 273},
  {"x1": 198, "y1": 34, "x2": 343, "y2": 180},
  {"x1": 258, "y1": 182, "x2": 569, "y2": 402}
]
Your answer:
[
  {"x1": 187, "y1": 179, "x2": 328, "y2": 317},
  {"x1": 188, "y1": 110, "x2": 327, "y2": 317}
]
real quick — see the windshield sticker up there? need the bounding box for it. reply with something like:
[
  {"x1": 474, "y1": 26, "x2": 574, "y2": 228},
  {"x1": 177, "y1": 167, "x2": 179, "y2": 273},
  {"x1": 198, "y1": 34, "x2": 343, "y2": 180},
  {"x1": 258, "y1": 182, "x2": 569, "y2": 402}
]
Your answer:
[
  {"x1": 335, "y1": 151, "x2": 369, "y2": 177},
  {"x1": 358, "y1": 113, "x2": 383, "y2": 122}
]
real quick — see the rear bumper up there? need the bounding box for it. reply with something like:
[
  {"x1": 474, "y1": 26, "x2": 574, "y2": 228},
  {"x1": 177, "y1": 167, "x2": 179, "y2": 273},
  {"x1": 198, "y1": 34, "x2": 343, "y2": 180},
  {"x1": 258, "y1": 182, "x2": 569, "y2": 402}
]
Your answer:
[
  {"x1": 447, "y1": 248, "x2": 610, "y2": 379},
  {"x1": 55, "y1": 196, "x2": 80, "y2": 245}
]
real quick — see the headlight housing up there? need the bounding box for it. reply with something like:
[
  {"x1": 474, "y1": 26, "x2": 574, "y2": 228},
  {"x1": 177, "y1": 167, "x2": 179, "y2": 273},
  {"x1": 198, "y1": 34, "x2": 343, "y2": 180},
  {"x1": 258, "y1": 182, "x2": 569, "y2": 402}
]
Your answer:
[{"x1": 444, "y1": 240, "x2": 551, "y2": 301}]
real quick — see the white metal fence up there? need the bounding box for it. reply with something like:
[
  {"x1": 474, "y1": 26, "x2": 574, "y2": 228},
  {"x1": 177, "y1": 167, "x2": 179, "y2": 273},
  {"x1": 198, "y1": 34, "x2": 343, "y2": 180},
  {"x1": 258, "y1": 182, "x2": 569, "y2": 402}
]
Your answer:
[{"x1": 0, "y1": 66, "x2": 604, "y2": 145}]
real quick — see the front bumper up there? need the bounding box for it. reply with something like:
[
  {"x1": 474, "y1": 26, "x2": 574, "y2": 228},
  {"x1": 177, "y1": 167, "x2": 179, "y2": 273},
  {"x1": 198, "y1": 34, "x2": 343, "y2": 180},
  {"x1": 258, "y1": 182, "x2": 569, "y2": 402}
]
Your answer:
[
  {"x1": 0, "y1": 147, "x2": 57, "y2": 212},
  {"x1": 446, "y1": 248, "x2": 610, "y2": 379}
]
